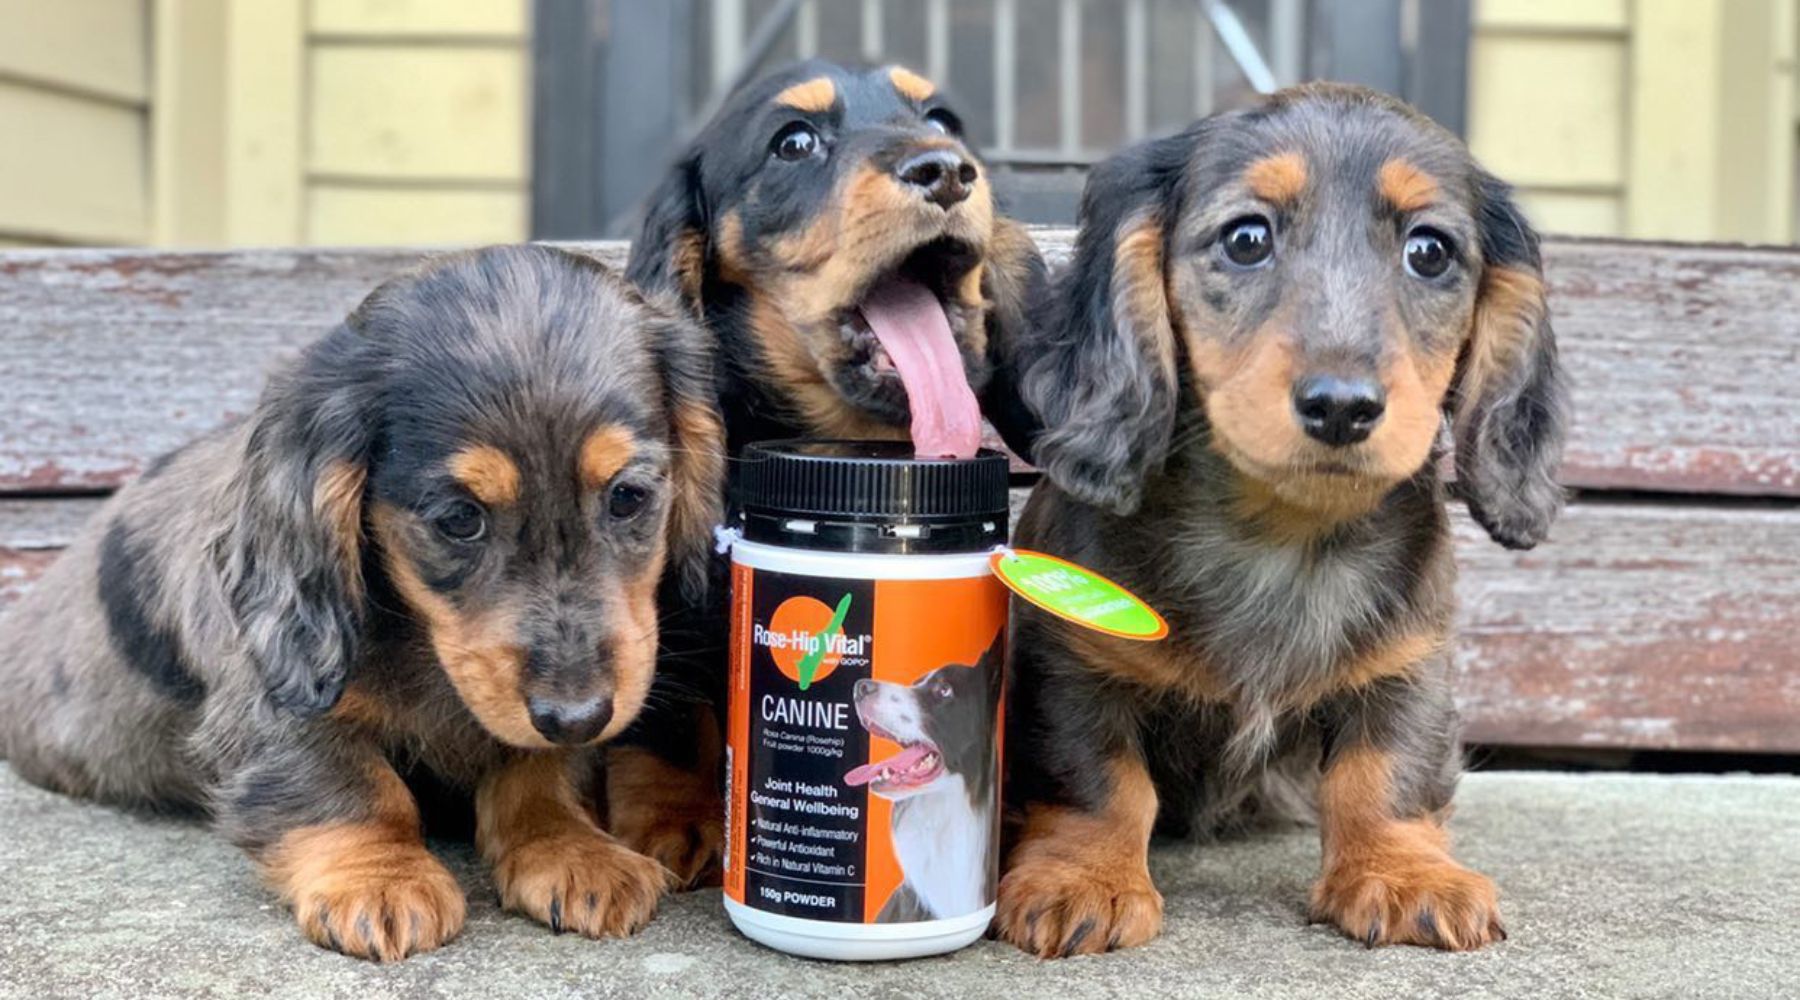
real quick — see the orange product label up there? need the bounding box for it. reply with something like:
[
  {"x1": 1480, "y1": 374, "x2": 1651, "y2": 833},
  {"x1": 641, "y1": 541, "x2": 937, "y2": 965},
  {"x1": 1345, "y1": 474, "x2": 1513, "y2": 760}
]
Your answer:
[{"x1": 725, "y1": 560, "x2": 1005, "y2": 924}]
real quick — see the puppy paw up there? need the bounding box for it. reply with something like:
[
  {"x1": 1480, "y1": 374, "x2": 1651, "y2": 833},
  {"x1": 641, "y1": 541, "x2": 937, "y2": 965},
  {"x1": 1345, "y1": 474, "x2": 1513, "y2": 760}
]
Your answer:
[
  {"x1": 995, "y1": 858, "x2": 1163, "y2": 958},
  {"x1": 288, "y1": 847, "x2": 465, "y2": 962},
  {"x1": 1310, "y1": 849, "x2": 1504, "y2": 951},
  {"x1": 494, "y1": 832, "x2": 671, "y2": 938},
  {"x1": 606, "y1": 748, "x2": 723, "y2": 889},
  {"x1": 610, "y1": 804, "x2": 723, "y2": 890}
]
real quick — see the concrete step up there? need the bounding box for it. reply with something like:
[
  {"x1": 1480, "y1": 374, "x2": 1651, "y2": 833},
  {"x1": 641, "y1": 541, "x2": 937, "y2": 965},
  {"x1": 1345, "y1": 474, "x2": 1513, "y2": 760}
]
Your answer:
[{"x1": 2, "y1": 766, "x2": 1796, "y2": 999}]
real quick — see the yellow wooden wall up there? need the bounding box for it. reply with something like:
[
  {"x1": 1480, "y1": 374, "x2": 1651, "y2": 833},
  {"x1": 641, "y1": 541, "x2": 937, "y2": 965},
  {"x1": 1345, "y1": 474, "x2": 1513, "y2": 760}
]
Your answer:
[
  {"x1": 0, "y1": 0, "x2": 529, "y2": 248},
  {"x1": 1469, "y1": 0, "x2": 1798, "y2": 243},
  {"x1": 0, "y1": 1, "x2": 151, "y2": 246},
  {"x1": 304, "y1": 0, "x2": 530, "y2": 245},
  {"x1": 6, "y1": 2, "x2": 1798, "y2": 248},
  {"x1": 158, "y1": 0, "x2": 531, "y2": 247}
]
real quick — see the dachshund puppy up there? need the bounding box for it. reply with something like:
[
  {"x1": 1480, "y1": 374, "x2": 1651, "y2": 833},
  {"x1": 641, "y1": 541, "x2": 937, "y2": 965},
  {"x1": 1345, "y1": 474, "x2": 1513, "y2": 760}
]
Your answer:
[
  {"x1": 626, "y1": 58, "x2": 1045, "y2": 458},
  {"x1": 997, "y1": 85, "x2": 1569, "y2": 956},
  {"x1": 613, "y1": 59, "x2": 1047, "y2": 884},
  {"x1": 0, "y1": 246, "x2": 725, "y2": 961}
]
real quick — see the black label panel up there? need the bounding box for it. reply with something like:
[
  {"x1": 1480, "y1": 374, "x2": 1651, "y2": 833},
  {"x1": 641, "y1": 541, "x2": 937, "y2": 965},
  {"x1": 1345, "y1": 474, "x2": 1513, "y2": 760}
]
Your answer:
[{"x1": 739, "y1": 569, "x2": 875, "y2": 921}]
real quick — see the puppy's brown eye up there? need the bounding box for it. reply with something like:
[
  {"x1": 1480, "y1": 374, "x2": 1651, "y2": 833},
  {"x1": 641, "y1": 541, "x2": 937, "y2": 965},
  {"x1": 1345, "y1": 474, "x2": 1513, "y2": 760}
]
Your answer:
[
  {"x1": 771, "y1": 122, "x2": 821, "y2": 161},
  {"x1": 1404, "y1": 228, "x2": 1454, "y2": 279},
  {"x1": 932, "y1": 681, "x2": 952, "y2": 699},
  {"x1": 1222, "y1": 217, "x2": 1273, "y2": 267},
  {"x1": 434, "y1": 501, "x2": 487, "y2": 543},
  {"x1": 608, "y1": 483, "x2": 649, "y2": 520},
  {"x1": 924, "y1": 108, "x2": 962, "y2": 136}
]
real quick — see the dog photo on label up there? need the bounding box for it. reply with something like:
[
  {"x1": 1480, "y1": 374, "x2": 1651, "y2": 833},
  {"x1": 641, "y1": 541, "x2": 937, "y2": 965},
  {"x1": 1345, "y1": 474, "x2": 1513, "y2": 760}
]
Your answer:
[
  {"x1": 847, "y1": 637, "x2": 1003, "y2": 923},
  {"x1": 0, "y1": 246, "x2": 726, "y2": 960},
  {"x1": 997, "y1": 84, "x2": 1568, "y2": 957}
]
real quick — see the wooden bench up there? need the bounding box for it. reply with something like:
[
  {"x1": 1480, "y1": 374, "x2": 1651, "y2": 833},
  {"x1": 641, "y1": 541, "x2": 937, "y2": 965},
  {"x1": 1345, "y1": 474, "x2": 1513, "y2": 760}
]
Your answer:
[{"x1": 2, "y1": 233, "x2": 1795, "y2": 753}]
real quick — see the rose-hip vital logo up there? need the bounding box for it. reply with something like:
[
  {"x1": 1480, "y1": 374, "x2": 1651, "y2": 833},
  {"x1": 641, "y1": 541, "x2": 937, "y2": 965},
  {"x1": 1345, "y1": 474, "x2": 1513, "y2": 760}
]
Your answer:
[{"x1": 756, "y1": 593, "x2": 867, "y2": 690}]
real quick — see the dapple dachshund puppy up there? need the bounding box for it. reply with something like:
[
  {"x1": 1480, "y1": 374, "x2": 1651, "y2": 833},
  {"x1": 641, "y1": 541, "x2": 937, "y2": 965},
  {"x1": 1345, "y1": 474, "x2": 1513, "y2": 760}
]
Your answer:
[
  {"x1": 628, "y1": 58, "x2": 1045, "y2": 458},
  {"x1": 997, "y1": 84, "x2": 1569, "y2": 957},
  {"x1": 0, "y1": 246, "x2": 725, "y2": 961},
  {"x1": 612, "y1": 59, "x2": 1047, "y2": 884}
]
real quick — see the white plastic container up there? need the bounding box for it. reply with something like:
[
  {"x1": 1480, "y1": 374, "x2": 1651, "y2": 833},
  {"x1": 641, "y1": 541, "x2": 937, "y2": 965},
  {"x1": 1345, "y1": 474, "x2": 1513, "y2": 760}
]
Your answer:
[{"x1": 723, "y1": 441, "x2": 1009, "y2": 961}]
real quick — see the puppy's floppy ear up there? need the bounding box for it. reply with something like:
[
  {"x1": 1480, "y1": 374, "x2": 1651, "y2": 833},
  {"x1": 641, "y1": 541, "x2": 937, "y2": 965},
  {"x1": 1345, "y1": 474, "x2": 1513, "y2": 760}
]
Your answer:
[
  {"x1": 644, "y1": 293, "x2": 726, "y2": 600},
  {"x1": 1452, "y1": 172, "x2": 1571, "y2": 550},
  {"x1": 220, "y1": 320, "x2": 383, "y2": 715},
  {"x1": 1018, "y1": 133, "x2": 1193, "y2": 514},
  {"x1": 977, "y1": 217, "x2": 1050, "y2": 461},
  {"x1": 625, "y1": 150, "x2": 709, "y2": 316}
]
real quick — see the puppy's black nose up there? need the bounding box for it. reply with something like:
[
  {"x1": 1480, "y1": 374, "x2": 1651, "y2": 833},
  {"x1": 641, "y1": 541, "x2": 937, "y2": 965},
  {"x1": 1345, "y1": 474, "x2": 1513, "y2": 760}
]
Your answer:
[
  {"x1": 896, "y1": 149, "x2": 977, "y2": 209},
  {"x1": 528, "y1": 695, "x2": 614, "y2": 745},
  {"x1": 1294, "y1": 375, "x2": 1386, "y2": 447}
]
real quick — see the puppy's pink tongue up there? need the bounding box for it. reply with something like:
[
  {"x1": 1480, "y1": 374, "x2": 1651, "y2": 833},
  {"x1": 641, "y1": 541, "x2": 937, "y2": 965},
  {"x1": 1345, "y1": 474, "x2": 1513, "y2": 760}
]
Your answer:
[{"x1": 858, "y1": 278, "x2": 981, "y2": 458}]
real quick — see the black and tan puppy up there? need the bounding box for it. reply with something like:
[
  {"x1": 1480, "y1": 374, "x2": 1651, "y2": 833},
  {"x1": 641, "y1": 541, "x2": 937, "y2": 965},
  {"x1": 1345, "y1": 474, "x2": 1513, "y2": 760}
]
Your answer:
[
  {"x1": 612, "y1": 60, "x2": 1046, "y2": 884},
  {"x1": 0, "y1": 246, "x2": 725, "y2": 960},
  {"x1": 997, "y1": 85, "x2": 1568, "y2": 956},
  {"x1": 626, "y1": 58, "x2": 1045, "y2": 458}
]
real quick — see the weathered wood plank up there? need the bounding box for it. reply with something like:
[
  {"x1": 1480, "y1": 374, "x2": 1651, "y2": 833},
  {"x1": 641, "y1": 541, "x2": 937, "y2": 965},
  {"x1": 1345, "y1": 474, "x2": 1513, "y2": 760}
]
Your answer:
[
  {"x1": 1, "y1": 234, "x2": 1796, "y2": 496},
  {"x1": 4, "y1": 495, "x2": 1794, "y2": 752},
  {"x1": 1000, "y1": 488, "x2": 1799, "y2": 752},
  {"x1": 1451, "y1": 499, "x2": 1800, "y2": 752},
  {"x1": 1543, "y1": 239, "x2": 1800, "y2": 495},
  {"x1": 0, "y1": 245, "x2": 623, "y2": 488},
  {"x1": 0, "y1": 498, "x2": 103, "y2": 608}
]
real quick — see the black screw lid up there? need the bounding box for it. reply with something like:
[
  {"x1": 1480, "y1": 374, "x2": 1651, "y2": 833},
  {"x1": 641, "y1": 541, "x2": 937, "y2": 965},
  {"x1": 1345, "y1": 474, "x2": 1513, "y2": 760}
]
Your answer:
[{"x1": 735, "y1": 440, "x2": 1010, "y2": 554}]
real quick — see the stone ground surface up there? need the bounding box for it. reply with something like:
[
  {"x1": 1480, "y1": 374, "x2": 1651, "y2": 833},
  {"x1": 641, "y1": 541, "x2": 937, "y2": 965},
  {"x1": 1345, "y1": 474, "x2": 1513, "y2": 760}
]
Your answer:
[{"x1": 1, "y1": 766, "x2": 1796, "y2": 1000}]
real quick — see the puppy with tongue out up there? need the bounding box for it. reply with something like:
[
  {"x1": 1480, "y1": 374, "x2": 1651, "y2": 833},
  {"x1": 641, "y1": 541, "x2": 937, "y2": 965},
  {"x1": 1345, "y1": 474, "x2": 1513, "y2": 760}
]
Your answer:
[
  {"x1": 627, "y1": 59, "x2": 1046, "y2": 462},
  {"x1": 613, "y1": 59, "x2": 1044, "y2": 888}
]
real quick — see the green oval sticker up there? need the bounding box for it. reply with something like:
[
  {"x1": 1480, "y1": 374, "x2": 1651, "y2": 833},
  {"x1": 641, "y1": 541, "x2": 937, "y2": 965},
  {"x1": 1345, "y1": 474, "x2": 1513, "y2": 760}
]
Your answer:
[{"x1": 990, "y1": 549, "x2": 1169, "y2": 641}]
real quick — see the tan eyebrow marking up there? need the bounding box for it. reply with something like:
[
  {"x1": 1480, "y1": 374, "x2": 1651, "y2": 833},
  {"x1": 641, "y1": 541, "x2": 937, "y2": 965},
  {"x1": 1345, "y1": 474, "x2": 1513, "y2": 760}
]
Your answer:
[
  {"x1": 775, "y1": 77, "x2": 836, "y2": 113},
  {"x1": 579, "y1": 426, "x2": 637, "y2": 491},
  {"x1": 888, "y1": 66, "x2": 936, "y2": 102},
  {"x1": 449, "y1": 445, "x2": 521, "y2": 506},
  {"x1": 1378, "y1": 157, "x2": 1440, "y2": 213},
  {"x1": 1243, "y1": 152, "x2": 1308, "y2": 205}
]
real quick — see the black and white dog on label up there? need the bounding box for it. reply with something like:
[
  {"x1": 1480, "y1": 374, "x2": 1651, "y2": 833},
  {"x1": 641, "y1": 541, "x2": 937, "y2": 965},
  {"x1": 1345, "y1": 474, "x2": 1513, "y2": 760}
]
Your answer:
[{"x1": 846, "y1": 639, "x2": 1002, "y2": 922}]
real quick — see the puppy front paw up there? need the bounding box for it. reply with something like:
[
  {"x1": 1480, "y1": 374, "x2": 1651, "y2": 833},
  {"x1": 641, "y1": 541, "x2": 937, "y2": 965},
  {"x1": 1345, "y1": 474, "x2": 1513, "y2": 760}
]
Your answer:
[
  {"x1": 606, "y1": 748, "x2": 724, "y2": 889},
  {"x1": 995, "y1": 857, "x2": 1163, "y2": 958},
  {"x1": 609, "y1": 803, "x2": 723, "y2": 890},
  {"x1": 494, "y1": 832, "x2": 672, "y2": 938},
  {"x1": 1310, "y1": 846, "x2": 1504, "y2": 951},
  {"x1": 287, "y1": 845, "x2": 466, "y2": 962}
]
